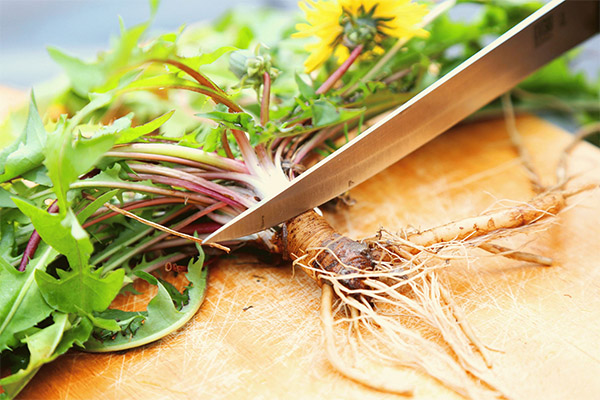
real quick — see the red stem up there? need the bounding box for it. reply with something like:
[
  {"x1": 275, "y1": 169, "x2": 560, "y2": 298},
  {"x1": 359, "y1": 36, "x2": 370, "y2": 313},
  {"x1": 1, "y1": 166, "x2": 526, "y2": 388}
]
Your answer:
[
  {"x1": 19, "y1": 200, "x2": 59, "y2": 272},
  {"x1": 178, "y1": 222, "x2": 223, "y2": 235},
  {"x1": 148, "y1": 59, "x2": 227, "y2": 96},
  {"x1": 221, "y1": 130, "x2": 235, "y2": 159},
  {"x1": 316, "y1": 44, "x2": 364, "y2": 95},
  {"x1": 128, "y1": 173, "x2": 246, "y2": 209},
  {"x1": 261, "y1": 71, "x2": 271, "y2": 126}
]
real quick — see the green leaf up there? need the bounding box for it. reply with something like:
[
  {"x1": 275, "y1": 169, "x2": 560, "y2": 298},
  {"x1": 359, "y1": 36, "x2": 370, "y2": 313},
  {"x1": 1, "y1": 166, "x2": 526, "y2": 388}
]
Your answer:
[
  {"x1": 295, "y1": 73, "x2": 315, "y2": 99},
  {"x1": 43, "y1": 116, "x2": 116, "y2": 210},
  {"x1": 14, "y1": 201, "x2": 92, "y2": 270},
  {"x1": 0, "y1": 313, "x2": 69, "y2": 398},
  {"x1": 0, "y1": 94, "x2": 46, "y2": 183},
  {"x1": 115, "y1": 110, "x2": 175, "y2": 144},
  {"x1": 184, "y1": 46, "x2": 238, "y2": 70},
  {"x1": 134, "y1": 270, "x2": 159, "y2": 285},
  {"x1": 311, "y1": 99, "x2": 340, "y2": 126},
  {"x1": 68, "y1": 92, "x2": 114, "y2": 128},
  {"x1": 35, "y1": 267, "x2": 125, "y2": 315},
  {"x1": 158, "y1": 277, "x2": 189, "y2": 310},
  {"x1": 0, "y1": 314, "x2": 93, "y2": 399},
  {"x1": 86, "y1": 313, "x2": 121, "y2": 331},
  {"x1": 21, "y1": 166, "x2": 52, "y2": 187},
  {"x1": 53, "y1": 316, "x2": 94, "y2": 356},
  {"x1": 198, "y1": 109, "x2": 258, "y2": 135},
  {"x1": 0, "y1": 218, "x2": 16, "y2": 260},
  {"x1": 194, "y1": 126, "x2": 220, "y2": 153},
  {"x1": 85, "y1": 247, "x2": 207, "y2": 351},
  {"x1": 48, "y1": 22, "x2": 147, "y2": 96},
  {"x1": 0, "y1": 188, "x2": 29, "y2": 209},
  {"x1": 13, "y1": 199, "x2": 124, "y2": 314},
  {"x1": 520, "y1": 55, "x2": 599, "y2": 97},
  {"x1": 76, "y1": 189, "x2": 120, "y2": 224},
  {"x1": 48, "y1": 47, "x2": 106, "y2": 96},
  {"x1": 0, "y1": 251, "x2": 55, "y2": 352}
]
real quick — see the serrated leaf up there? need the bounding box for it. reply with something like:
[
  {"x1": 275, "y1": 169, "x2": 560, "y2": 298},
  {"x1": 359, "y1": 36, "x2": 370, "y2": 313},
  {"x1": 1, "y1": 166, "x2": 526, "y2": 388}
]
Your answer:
[
  {"x1": 13, "y1": 201, "x2": 92, "y2": 270},
  {"x1": 194, "y1": 126, "x2": 220, "y2": 152},
  {"x1": 48, "y1": 47, "x2": 106, "y2": 96},
  {"x1": 0, "y1": 313, "x2": 91, "y2": 399},
  {"x1": 43, "y1": 118, "x2": 116, "y2": 210},
  {"x1": 85, "y1": 313, "x2": 121, "y2": 331},
  {"x1": 48, "y1": 22, "x2": 147, "y2": 96},
  {"x1": 0, "y1": 313, "x2": 68, "y2": 398},
  {"x1": 85, "y1": 247, "x2": 207, "y2": 352},
  {"x1": 0, "y1": 94, "x2": 46, "y2": 183},
  {"x1": 123, "y1": 73, "x2": 192, "y2": 90},
  {"x1": 13, "y1": 199, "x2": 124, "y2": 314},
  {"x1": 35, "y1": 267, "x2": 125, "y2": 315},
  {"x1": 53, "y1": 316, "x2": 93, "y2": 355},
  {"x1": 0, "y1": 250, "x2": 55, "y2": 352}
]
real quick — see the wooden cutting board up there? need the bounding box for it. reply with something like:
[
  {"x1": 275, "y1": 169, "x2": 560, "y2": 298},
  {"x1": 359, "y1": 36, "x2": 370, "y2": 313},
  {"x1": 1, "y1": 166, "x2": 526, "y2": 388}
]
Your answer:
[{"x1": 6, "y1": 97, "x2": 600, "y2": 399}]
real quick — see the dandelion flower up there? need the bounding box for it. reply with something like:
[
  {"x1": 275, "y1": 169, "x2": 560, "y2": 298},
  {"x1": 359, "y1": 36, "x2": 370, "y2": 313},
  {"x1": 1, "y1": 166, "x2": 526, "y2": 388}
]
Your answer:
[{"x1": 294, "y1": 0, "x2": 429, "y2": 72}]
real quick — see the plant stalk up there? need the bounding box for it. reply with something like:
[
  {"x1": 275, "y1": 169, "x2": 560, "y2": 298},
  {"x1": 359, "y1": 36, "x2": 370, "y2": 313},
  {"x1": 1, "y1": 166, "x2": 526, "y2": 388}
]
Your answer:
[
  {"x1": 316, "y1": 44, "x2": 364, "y2": 95},
  {"x1": 261, "y1": 71, "x2": 271, "y2": 126}
]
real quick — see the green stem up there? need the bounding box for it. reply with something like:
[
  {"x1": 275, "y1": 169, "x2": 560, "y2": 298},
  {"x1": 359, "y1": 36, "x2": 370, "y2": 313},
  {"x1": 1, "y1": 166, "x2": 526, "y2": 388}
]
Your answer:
[
  {"x1": 71, "y1": 181, "x2": 214, "y2": 205},
  {"x1": 111, "y1": 143, "x2": 248, "y2": 173}
]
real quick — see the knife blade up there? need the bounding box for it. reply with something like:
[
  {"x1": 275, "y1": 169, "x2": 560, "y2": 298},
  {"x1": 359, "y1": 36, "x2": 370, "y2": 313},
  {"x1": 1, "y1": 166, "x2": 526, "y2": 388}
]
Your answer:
[{"x1": 205, "y1": 0, "x2": 599, "y2": 244}]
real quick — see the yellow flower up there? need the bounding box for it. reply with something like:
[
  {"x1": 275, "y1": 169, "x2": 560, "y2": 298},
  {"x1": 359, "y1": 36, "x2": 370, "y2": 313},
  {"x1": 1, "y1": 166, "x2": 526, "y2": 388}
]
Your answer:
[{"x1": 294, "y1": 0, "x2": 429, "y2": 72}]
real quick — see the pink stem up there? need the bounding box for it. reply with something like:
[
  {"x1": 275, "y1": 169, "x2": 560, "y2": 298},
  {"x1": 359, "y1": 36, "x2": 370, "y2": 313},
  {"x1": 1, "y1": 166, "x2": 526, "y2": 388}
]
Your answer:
[
  {"x1": 231, "y1": 129, "x2": 262, "y2": 177},
  {"x1": 261, "y1": 71, "x2": 271, "y2": 126},
  {"x1": 129, "y1": 173, "x2": 249, "y2": 209},
  {"x1": 316, "y1": 44, "x2": 364, "y2": 95},
  {"x1": 19, "y1": 201, "x2": 59, "y2": 272},
  {"x1": 134, "y1": 202, "x2": 227, "y2": 256}
]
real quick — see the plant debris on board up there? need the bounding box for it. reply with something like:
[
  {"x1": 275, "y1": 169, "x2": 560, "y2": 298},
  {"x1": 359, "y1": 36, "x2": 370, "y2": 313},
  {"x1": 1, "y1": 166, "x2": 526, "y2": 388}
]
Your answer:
[{"x1": 0, "y1": 0, "x2": 598, "y2": 398}]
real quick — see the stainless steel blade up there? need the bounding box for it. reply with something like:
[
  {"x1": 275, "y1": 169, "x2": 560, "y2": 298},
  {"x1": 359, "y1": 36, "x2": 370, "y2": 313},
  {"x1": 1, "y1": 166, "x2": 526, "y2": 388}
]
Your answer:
[{"x1": 205, "y1": 0, "x2": 599, "y2": 244}]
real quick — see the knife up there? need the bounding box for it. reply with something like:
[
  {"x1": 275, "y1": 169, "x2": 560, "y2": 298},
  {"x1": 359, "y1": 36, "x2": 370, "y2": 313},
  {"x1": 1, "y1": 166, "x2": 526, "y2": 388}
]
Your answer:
[{"x1": 205, "y1": 0, "x2": 599, "y2": 244}]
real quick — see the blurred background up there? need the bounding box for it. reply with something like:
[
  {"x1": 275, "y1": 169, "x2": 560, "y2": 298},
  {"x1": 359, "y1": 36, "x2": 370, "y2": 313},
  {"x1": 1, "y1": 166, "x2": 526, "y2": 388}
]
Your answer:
[
  {"x1": 0, "y1": 0, "x2": 597, "y2": 89},
  {"x1": 0, "y1": 0, "x2": 298, "y2": 88}
]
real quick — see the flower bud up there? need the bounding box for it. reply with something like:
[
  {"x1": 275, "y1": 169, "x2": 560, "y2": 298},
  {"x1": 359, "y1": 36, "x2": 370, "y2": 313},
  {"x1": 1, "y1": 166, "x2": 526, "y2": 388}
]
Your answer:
[{"x1": 229, "y1": 47, "x2": 280, "y2": 93}]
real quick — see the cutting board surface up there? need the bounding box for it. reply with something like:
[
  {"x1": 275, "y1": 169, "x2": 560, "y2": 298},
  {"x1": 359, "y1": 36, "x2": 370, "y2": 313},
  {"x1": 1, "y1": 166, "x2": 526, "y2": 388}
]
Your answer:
[{"x1": 8, "y1": 113, "x2": 600, "y2": 400}]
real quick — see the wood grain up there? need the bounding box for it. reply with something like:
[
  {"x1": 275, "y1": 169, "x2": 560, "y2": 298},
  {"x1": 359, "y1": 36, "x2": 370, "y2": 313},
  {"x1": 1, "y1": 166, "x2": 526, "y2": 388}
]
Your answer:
[{"x1": 9, "y1": 112, "x2": 600, "y2": 399}]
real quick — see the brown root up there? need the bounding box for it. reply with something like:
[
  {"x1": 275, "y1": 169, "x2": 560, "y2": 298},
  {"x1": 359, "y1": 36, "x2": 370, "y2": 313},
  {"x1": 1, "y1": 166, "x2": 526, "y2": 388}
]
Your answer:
[
  {"x1": 477, "y1": 242, "x2": 553, "y2": 266},
  {"x1": 283, "y1": 208, "x2": 524, "y2": 398},
  {"x1": 556, "y1": 122, "x2": 600, "y2": 185},
  {"x1": 279, "y1": 184, "x2": 599, "y2": 399},
  {"x1": 401, "y1": 190, "x2": 566, "y2": 249},
  {"x1": 320, "y1": 268, "x2": 513, "y2": 400},
  {"x1": 501, "y1": 93, "x2": 544, "y2": 193},
  {"x1": 282, "y1": 210, "x2": 374, "y2": 289},
  {"x1": 320, "y1": 284, "x2": 414, "y2": 396}
]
